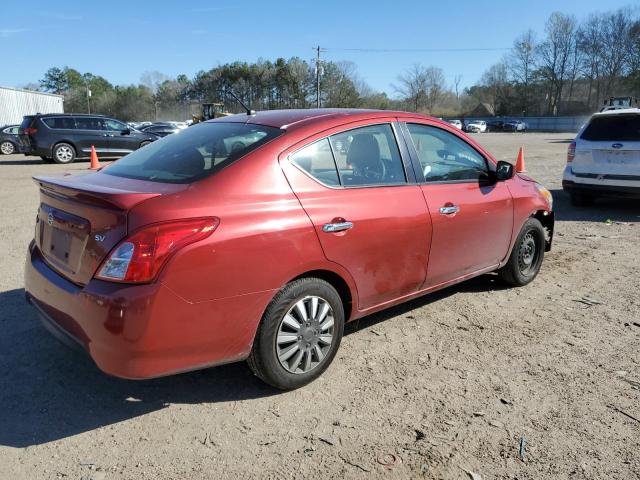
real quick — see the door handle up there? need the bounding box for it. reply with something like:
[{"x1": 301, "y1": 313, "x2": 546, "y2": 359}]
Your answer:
[
  {"x1": 322, "y1": 221, "x2": 353, "y2": 233},
  {"x1": 439, "y1": 205, "x2": 460, "y2": 215}
]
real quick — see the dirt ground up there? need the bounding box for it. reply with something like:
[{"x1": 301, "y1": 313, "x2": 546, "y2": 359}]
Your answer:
[{"x1": 0, "y1": 132, "x2": 638, "y2": 480}]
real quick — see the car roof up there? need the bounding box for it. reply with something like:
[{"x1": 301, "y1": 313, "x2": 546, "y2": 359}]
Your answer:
[
  {"x1": 206, "y1": 108, "x2": 440, "y2": 131},
  {"x1": 593, "y1": 108, "x2": 640, "y2": 117},
  {"x1": 36, "y1": 113, "x2": 107, "y2": 117}
]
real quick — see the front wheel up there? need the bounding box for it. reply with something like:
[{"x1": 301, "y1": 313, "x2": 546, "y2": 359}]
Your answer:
[
  {"x1": 498, "y1": 218, "x2": 545, "y2": 286},
  {"x1": 52, "y1": 143, "x2": 76, "y2": 164},
  {"x1": 0, "y1": 141, "x2": 15, "y2": 155},
  {"x1": 248, "y1": 278, "x2": 344, "y2": 390}
]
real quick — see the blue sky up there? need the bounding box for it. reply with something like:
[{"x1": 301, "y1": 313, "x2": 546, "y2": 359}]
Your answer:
[{"x1": 1, "y1": 0, "x2": 635, "y2": 96}]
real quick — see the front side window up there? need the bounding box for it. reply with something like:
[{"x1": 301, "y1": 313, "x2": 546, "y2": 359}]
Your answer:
[
  {"x1": 105, "y1": 119, "x2": 128, "y2": 131},
  {"x1": 103, "y1": 122, "x2": 282, "y2": 184},
  {"x1": 407, "y1": 124, "x2": 489, "y2": 182}
]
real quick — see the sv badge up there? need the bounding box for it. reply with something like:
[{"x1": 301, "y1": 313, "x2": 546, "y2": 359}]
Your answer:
[{"x1": 94, "y1": 234, "x2": 106, "y2": 242}]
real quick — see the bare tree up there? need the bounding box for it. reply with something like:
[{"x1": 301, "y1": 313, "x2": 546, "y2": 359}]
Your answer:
[
  {"x1": 577, "y1": 14, "x2": 604, "y2": 109},
  {"x1": 538, "y1": 12, "x2": 578, "y2": 115},
  {"x1": 481, "y1": 62, "x2": 510, "y2": 115},
  {"x1": 140, "y1": 71, "x2": 170, "y2": 94},
  {"x1": 507, "y1": 29, "x2": 538, "y2": 114},
  {"x1": 453, "y1": 74, "x2": 463, "y2": 99},
  {"x1": 599, "y1": 8, "x2": 635, "y2": 99},
  {"x1": 394, "y1": 64, "x2": 446, "y2": 113},
  {"x1": 394, "y1": 64, "x2": 428, "y2": 112}
]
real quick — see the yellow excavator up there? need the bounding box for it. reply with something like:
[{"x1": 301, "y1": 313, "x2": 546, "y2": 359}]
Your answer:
[{"x1": 191, "y1": 103, "x2": 232, "y2": 124}]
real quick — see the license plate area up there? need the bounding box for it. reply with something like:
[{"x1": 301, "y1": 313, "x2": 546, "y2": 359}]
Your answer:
[
  {"x1": 595, "y1": 150, "x2": 639, "y2": 165},
  {"x1": 50, "y1": 227, "x2": 72, "y2": 263}
]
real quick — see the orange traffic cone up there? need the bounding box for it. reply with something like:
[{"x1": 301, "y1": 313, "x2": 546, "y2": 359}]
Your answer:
[
  {"x1": 515, "y1": 146, "x2": 526, "y2": 173},
  {"x1": 89, "y1": 145, "x2": 101, "y2": 170}
]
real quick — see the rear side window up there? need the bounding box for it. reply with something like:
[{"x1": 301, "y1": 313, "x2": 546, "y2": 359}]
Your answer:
[
  {"x1": 75, "y1": 117, "x2": 105, "y2": 130},
  {"x1": 581, "y1": 115, "x2": 640, "y2": 141},
  {"x1": 103, "y1": 122, "x2": 282, "y2": 184},
  {"x1": 42, "y1": 117, "x2": 76, "y2": 129},
  {"x1": 290, "y1": 139, "x2": 340, "y2": 186},
  {"x1": 330, "y1": 124, "x2": 406, "y2": 186}
]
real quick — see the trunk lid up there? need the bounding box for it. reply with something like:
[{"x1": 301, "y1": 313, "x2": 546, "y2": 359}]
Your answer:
[{"x1": 33, "y1": 171, "x2": 187, "y2": 285}]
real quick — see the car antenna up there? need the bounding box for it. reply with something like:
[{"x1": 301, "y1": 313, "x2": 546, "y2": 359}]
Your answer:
[{"x1": 228, "y1": 90, "x2": 255, "y2": 116}]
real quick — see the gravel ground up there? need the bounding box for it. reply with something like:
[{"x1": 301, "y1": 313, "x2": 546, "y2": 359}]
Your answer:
[{"x1": 0, "y1": 132, "x2": 638, "y2": 480}]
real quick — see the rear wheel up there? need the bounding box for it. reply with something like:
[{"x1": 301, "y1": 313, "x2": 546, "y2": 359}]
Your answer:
[
  {"x1": 498, "y1": 218, "x2": 545, "y2": 286},
  {"x1": 52, "y1": 143, "x2": 76, "y2": 164},
  {"x1": 570, "y1": 192, "x2": 594, "y2": 207},
  {"x1": 248, "y1": 278, "x2": 344, "y2": 390},
  {"x1": 0, "y1": 141, "x2": 15, "y2": 155}
]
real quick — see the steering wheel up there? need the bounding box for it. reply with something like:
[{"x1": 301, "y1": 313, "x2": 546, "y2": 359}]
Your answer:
[{"x1": 355, "y1": 158, "x2": 386, "y2": 181}]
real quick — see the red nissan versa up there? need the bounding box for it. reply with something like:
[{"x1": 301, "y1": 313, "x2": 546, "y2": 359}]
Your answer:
[{"x1": 24, "y1": 109, "x2": 554, "y2": 390}]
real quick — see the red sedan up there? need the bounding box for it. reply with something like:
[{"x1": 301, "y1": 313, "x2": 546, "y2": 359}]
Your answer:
[{"x1": 24, "y1": 109, "x2": 554, "y2": 390}]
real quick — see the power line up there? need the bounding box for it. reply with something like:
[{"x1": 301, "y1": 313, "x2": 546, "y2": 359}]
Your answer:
[{"x1": 324, "y1": 47, "x2": 510, "y2": 53}]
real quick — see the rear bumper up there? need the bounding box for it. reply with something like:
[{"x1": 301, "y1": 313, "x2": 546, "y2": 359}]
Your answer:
[
  {"x1": 562, "y1": 166, "x2": 640, "y2": 198},
  {"x1": 24, "y1": 243, "x2": 273, "y2": 379},
  {"x1": 562, "y1": 180, "x2": 640, "y2": 198}
]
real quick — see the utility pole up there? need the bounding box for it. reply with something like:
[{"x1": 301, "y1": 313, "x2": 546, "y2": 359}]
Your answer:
[
  {"x1": 85, "y1": 79, "x2": 91, "y2": 114},
  {"x1": 316, "y1": 46, "x2": 321, "y2": 108}
]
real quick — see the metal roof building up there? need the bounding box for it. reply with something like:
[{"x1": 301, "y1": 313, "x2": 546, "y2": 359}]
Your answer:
[{"x1": 0, "y1": 86, "x2": 64, "y2": 126}]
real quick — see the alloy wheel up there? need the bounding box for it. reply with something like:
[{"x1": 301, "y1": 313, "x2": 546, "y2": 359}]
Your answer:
[
  {"x1": 0, "y1": 142, "x2": 14, "y2": 155},
  {"x1": 56, "y1": 145, "x2": 73, "y2": 162},
  {"x1": 275, "y1": 296, "x2": 334, "y2": 374}
]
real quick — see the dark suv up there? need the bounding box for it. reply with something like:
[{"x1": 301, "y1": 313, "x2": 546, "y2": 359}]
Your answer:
[{"x1": 19, "y1": 114, "x2": 158, "y2": 164}]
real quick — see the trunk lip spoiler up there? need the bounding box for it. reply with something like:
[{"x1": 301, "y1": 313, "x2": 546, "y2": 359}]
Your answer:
[{"x1": 32, "y1": 173, "x2": 176, "y2": 210}]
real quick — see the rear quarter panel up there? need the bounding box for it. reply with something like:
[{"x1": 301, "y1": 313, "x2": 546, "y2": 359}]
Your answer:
[{"x1": 128, "y1": 139, "x2": 358, "y2": 306}]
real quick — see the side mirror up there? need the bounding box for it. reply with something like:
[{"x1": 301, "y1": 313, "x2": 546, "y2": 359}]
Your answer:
[
  {"x1": 122, "y1": 128, "x2": 131, "y2": 135},
  {"x1": 495, "y1": 160, "x2": 514, "y2": 181}
]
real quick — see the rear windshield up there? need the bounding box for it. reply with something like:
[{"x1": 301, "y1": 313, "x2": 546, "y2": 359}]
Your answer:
[
  {"x1": 20, "y1": 116, "x2": 35, "y2": 129},
  {"x1": 103, "y1": 122, "x2": 282, "y2": 184},
  {"x1": 581, "y1": 115, "x2": 640, "y2": 141}
]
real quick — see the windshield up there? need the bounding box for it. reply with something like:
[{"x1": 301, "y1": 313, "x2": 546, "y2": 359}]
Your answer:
[
  {"x1": 581, "y1": 115, "x2": 640, "y2": 142},
  {"x1": 103, "y1": 122, "x2": 283, "y2": 183}
]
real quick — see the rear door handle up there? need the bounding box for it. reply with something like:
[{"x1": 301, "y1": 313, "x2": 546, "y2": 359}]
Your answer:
[
  {"x1": 439, "y1": 206, "x2": 460, "y2": 215},
  {"x1": 322, "y1": 221, "x2": 353, "y2": 233}
]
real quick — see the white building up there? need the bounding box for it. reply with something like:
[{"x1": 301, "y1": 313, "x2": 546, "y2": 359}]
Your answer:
[{"x1": 0, "y1": 86, "x2": 64, "y2": 126}]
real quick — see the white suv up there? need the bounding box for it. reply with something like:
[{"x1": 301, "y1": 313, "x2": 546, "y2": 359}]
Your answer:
[
  {"x1": 563, "y1": 109, "x2": 640, "y2": 205},
  {"x1": 466, "y1": 120, "x2": 487, "y2": 133}
]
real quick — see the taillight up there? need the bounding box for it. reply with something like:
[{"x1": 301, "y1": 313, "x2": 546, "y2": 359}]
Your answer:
[
  {"x1": 95, "y1": 217, "x2": 219, "y2": 283},
  {"x1": 567, "y1": 141, "x2": 576, "y2": 163},
  {"x1": 24, "y1": 127, "x2": 38, "y2": 135}
]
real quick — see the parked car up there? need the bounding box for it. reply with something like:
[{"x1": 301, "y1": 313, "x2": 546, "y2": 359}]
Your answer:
[
  {"x1": 563, "y1": 108, "x2": 640, "y2": 205},
  {"x1": 24, "y1": 109, "x2": 554, "y2": 390},
  {"x1": 465, "y1": 120, "x2": 487, "y2": 133},
  {"x1": 504, "y1": 120, "x2": 527, "y2": 132},
  {"x1": 486, "y1": 119, "x2": 505, "y2": 132},
  {"x1": 0, "y1": 124, "x2": 22, "y2": 154},
  {"x1": 140, "y1": 123, "x2": 181, "y2": 137},
  {"x1": 448, "y1": 119, "x2": 463, "y2": 130},
  {"x1": 18, "y1": 114, "x2": 158, "y2": 164}
]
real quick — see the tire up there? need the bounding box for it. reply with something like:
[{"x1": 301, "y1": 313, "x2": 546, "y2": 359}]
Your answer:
[
  {"x1": 570, "y1": 192, "x2": 594, "y2": 207},
  {"x1": 498, "y1": 218, "x2": 545, "y2": 287},
  {"x1": 248, "y1": 277, "x2": 345, "y2": 390},
  {"x1": 139, "y1": 140, "x2": 152, "y2": 149},
  {"x1": 0, "y1": 141, "x2": 15, "y2": 155},
  {"x1": 52, "y1": 143, "x2": 76, "y2": 164}
]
